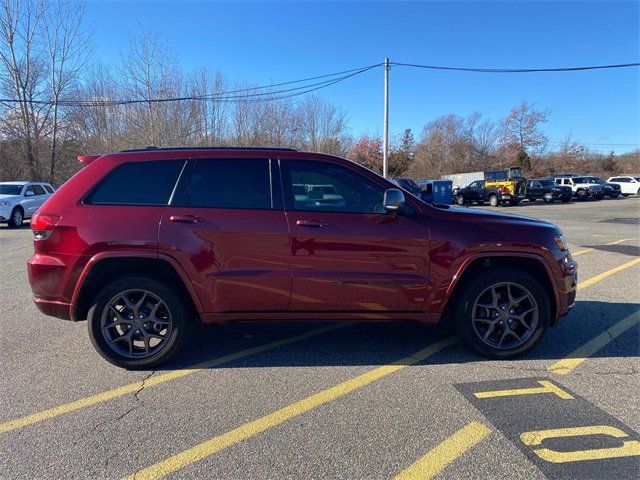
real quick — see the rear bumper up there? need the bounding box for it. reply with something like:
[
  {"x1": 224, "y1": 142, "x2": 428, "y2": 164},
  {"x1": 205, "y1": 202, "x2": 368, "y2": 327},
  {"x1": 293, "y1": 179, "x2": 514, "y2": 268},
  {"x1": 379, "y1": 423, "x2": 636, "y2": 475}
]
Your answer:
[{"x1": 32, "y1": 296, "x2": 72, "y2": 320}]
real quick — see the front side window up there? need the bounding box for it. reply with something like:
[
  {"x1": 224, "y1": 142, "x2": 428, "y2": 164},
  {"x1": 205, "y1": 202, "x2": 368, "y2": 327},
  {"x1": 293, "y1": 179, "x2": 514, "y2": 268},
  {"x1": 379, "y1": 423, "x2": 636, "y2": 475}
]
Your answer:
[
  {"x1": 32, "y1": 184, "x2": 46, "y2": 195},
  {"x1": 188, "y1": 159, "x2": 272, "y2": 210},
  {"x1": 282, "y1": 160, "x2": 385, "y2": 214},
  {"x1": 539, "y1": 180, "x2": 554, "y2": 187},
  {"x1": 86, "y1": 160, "x2": 184, "y2": 205}
]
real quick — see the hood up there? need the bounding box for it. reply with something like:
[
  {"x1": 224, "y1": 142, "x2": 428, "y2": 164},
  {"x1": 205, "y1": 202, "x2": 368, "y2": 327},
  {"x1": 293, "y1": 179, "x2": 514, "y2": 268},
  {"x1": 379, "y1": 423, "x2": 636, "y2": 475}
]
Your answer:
[
  {"x1": 0, "y1": 194, "x2": 19, "y2": 202},
  {"x1": 446, "y1": 205, "x2": 558, "y2": 230}
]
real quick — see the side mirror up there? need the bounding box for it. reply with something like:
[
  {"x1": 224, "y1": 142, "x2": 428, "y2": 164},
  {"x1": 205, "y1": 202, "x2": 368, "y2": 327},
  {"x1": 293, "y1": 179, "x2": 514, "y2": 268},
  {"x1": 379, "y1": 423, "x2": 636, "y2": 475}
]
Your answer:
[
  {"x1": 24, "y1": 190, "x2": 34, "y2": 197},
  {"x1": 383, "y1": 188, "x2": 405, "y2": 213}
]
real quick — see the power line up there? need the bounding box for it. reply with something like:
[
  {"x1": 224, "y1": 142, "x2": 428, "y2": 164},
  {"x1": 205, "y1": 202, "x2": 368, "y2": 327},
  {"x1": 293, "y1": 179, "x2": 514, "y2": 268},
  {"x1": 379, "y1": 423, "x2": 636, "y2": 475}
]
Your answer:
[
  {"x1": 0, "y1": 60, "x2": 638, "y2": 107},
  {"x1": 391, "y1": 61, "x2": 640, "y2": 73},
  {"x1": 0, "y1": 64, "x2": 381, "y2": 107}
]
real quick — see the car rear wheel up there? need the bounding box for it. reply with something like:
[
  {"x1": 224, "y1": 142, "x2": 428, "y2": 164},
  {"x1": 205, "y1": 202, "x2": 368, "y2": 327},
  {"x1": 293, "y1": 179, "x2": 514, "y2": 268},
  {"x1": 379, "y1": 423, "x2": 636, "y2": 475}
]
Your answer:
[
  {"x1": 88, "y1": 276, "x2": 189, "y2": 369},
  {"x1": 489, "y1": 195, "x2": 499, "y2": 207},
  {"x1": 454, "y1": 267, "x2": 550, "y2": 359},
  {"x1": 543, "y1": 193, "x2": 554, "y2": 203},
  {"x1": 7, "y1": 207, "x2": 23, "y2": 228}
]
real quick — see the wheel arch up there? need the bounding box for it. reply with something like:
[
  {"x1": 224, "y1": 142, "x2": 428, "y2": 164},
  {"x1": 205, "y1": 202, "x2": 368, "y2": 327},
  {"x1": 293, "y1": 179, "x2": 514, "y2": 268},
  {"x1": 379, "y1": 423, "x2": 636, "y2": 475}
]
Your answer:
[
  {"x1": 440, "y1": 253, "x2": 559, "y2": 325},
  {"x1": 72, "y1": 253, "x2": 202, "y2": 322}
]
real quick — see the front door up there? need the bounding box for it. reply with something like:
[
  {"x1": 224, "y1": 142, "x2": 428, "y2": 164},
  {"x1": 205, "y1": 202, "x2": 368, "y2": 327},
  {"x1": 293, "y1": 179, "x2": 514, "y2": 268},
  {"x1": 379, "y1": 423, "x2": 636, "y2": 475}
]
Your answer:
[
  {"x1": 159, "y1": 158, "x2": 291, "y2": 313},
  {"x1": 466, "y1": 181, "x2": 483, "y2": 201},
  {"x1": 280, "y1": 159, "x2": 430, "y2": 313}
]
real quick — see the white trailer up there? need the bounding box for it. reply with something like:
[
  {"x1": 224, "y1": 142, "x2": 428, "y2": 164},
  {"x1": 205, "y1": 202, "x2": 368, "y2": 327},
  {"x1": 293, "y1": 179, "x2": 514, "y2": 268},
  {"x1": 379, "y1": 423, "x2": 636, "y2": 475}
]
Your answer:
[{"x1": 441, "y1": 171, "x2": 484, "y2": 190}]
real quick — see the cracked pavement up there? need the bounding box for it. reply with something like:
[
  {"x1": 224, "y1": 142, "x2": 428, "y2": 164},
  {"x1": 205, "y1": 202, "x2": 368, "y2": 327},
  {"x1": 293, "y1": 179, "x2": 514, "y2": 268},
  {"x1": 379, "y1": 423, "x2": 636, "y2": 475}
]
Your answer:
[{"x1": 0, "y1": 198, "x2": 638, "y2": 479}]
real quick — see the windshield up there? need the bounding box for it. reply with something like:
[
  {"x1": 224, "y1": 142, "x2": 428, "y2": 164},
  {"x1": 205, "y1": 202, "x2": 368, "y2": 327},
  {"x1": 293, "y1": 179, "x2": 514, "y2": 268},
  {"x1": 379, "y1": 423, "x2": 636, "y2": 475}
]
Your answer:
[
  {"x1": 0, "y1": 184, "x2": 23, "y2": 195},
  {"x1": 586, "y1": 177, "x2": 604, "y2": 184}
]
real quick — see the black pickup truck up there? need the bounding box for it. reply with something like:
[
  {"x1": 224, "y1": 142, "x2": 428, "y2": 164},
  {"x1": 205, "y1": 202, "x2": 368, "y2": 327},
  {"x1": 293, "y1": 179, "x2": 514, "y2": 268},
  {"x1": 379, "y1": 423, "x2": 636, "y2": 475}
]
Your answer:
[
  {"x1": 525, "y1": 178, "x2": 573, "y2": 203},
  {"x1": 455, "y1": 179, "x2": 525, "y2": 207}
]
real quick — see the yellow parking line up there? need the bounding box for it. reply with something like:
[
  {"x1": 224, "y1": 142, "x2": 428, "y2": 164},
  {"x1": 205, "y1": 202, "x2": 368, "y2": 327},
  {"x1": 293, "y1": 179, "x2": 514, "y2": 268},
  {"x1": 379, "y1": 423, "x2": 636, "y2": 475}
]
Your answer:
[
  {"x1": 577, "y1": 258, "x2": 640, "y2": 290},
  {"x1": 124, "y1": 337, "x2": 458, "y2": 480},
  {"x1": 572, "y1": 237, "x2": 640, "y2": 257},
  {"x1": 393, "y1": 422, "x2": 491, "y2": 480},
  {"x1": 0, "y1": 322, "x2": 350, "y2": 434},
  {"x1": 547, "y1": 312, "x2": 640, "y2": 375}
]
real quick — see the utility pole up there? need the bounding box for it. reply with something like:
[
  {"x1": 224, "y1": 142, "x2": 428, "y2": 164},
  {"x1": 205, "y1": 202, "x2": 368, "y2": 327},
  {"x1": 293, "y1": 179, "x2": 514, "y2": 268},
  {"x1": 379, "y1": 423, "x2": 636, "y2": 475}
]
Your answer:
[{"x1": 382, "y1": 57, "x2": 389, "y2": 178}]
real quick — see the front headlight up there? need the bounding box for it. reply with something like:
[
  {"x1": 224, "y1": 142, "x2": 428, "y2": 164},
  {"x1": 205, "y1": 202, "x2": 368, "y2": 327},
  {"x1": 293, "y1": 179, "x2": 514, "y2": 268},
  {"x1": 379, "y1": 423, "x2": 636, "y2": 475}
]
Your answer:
[
  {"x1": 0, "y1": 201, "x2": 11, "y2": 206},
  {"x1": 554, "y1": 235, "x2": 568, "y2": 252}
]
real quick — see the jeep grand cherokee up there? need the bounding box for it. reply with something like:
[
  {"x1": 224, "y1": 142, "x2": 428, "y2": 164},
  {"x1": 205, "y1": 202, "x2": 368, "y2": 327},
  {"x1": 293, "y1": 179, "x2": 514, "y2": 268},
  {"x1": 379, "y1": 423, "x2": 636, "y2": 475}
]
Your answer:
[{"x1": 28, "y1": 147, "x2": 577, "y2": 368}]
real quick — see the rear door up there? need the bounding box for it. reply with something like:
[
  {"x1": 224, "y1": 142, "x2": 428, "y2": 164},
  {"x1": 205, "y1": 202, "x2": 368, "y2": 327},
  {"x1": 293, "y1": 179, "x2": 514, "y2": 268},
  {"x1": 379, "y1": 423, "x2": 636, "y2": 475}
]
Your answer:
[
  {"x1": 280, "y1": 158, "x2": 430, "y2": 313},
  {"x1": 159, "y1": 158, "x2": 291, "y2": 313}
]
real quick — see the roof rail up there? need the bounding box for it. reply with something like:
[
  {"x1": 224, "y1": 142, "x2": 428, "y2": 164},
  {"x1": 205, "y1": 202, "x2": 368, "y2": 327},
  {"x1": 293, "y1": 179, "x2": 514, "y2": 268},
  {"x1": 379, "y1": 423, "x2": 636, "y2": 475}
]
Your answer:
[{"x1": 118, "y1": 146, "x2": 298, "y2": 153}]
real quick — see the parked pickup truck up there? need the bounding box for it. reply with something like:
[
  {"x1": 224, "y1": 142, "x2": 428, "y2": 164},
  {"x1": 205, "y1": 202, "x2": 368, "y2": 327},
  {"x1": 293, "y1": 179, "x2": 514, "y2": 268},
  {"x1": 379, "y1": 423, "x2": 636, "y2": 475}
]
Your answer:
[
  {"x1": 553, "y1": 176, "x2": 604, "y2": 200},
  {"x1": 525, "y1": 178, "x2": 573, "y2": 203},
  {"x1": 455, "y1": 179, "x2": 525, "y2": 207}
]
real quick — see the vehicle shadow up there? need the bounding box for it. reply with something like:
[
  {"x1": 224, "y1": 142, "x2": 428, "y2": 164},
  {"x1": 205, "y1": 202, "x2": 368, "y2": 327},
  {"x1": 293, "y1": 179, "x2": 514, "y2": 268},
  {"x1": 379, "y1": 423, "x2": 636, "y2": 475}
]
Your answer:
[{"x1": 158, "y1": 300, "x2": 639, "y2": 371}]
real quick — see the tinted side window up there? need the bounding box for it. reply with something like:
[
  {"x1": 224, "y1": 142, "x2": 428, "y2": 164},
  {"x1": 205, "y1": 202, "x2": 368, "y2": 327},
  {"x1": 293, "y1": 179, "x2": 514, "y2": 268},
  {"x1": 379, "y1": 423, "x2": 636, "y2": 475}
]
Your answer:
[
  {"x1": 282, "y1": 160, "x2": 384, "y2": 214},
  {"x1": 87, "y1": 160, "x2": 184, "y2": 205},
  {"x1": 32, "y1": 184, "x2": 46, "y2": 195},
  {"x1": 188, "y1": 159, "x2": 272, "y2": 210}
]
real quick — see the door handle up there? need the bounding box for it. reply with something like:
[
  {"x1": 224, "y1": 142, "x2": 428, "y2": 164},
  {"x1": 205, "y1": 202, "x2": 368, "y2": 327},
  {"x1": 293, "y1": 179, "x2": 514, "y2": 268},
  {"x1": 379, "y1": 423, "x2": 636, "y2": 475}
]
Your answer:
[
  {"x1": 169, "y1": 215, "x2": 204, "y2": 224},
  {"x1": 296, "y1": 219, "x2": 328, "y2": 228}
]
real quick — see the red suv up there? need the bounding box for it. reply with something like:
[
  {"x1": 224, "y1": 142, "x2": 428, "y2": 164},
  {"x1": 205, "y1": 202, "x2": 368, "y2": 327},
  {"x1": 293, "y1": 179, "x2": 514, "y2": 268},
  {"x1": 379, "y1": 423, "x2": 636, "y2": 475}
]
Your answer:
[{"x1": 28, "y1": 147, "x2": 577, "y2": 368}]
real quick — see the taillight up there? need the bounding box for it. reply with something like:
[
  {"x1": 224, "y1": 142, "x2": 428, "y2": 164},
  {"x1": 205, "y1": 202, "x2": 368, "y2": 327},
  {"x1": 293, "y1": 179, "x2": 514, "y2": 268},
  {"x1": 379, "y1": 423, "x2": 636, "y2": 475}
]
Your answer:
[
  {"x1": 500, "y1": 186, "x2": 508, "y2": 194},
  {"x1": 31, "y1": 213, "x2": 61, "y2": 240}
]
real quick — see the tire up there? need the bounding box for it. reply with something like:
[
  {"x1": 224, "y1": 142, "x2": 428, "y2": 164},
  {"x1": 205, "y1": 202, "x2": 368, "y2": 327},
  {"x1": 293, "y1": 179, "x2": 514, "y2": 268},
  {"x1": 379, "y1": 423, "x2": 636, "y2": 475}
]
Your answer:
[
  {"x1": 594, "y1": 194, "x2": 604, "y2": 200},
  {"x1": 88, "y1": 276, "x2": 190, "y2": 369},
  {"x1": 576, "y1": 190, "x2": 588, "y2": 201},
  {"x1": 7, "y1": 207, "x2": 23, "y2": 228},
  {"x1": 453, "y1": 267, "x2": 551, "y2": 359},
  {"x1": 543, "y1": 193, "x2": 554, "y2": 203},
  {"x1": 489, "y1": 195, "x2": 499, "y2": 207},
  {"x1": 637, "y1": 188, "x2": 640, "y2": 196},
  {"x1": 456, "y1": 195, "x2": 465, "y2": 206},
  {"x1": 622, "y1": 194, "x2": 630, "y2": 197}
]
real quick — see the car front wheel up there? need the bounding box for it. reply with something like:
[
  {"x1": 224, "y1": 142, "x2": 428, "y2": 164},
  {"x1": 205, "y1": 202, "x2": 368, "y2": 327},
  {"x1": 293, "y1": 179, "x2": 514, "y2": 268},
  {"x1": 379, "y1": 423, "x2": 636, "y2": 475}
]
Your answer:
[
  {"x1": 454, "y1": 267, "x2": 550, "y2": 359},
  {"x1": 88, "y1": 276, "x2": 189, "y2": 369},
  {"x1": 543, "y1": 193, "x2": 554, "y2": 203},
  {"x1": 8, "y1": 207, "x2": 23, "y2": 228},
  {"x1": 456, "y1": 196, "x2": 465, "y2": 206}
]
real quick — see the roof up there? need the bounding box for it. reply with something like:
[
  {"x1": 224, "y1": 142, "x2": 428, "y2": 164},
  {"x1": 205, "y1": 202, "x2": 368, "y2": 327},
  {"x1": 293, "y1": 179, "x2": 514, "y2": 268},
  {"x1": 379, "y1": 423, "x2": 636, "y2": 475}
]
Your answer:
[
  {"x1": 118, "y1": 146, "x2": 298, "y2": 153},
  {"x1": 0, "y1": 181, "x2": 28, "y2": 185}
]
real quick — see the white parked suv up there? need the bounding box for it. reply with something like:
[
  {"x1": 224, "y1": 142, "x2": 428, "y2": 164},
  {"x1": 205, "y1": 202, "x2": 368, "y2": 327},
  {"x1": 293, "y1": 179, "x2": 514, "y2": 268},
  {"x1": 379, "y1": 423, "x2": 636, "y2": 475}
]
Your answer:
[
  {"x1": 606, "y1": 176, "x2": 640, "y2": 196},
  {"x1": 0, "y1": 181, "x2": 55, "y2": 228},
  {"x1": 553, "y1": 176, "x2": 604, "y2": 201}
]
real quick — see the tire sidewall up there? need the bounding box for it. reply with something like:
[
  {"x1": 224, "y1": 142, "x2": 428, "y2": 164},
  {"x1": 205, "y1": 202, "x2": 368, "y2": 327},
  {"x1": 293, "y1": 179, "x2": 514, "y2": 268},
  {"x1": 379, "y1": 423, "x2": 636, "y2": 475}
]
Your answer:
[
  {"x1": 543, "y1": 193, "x2": 553, "y2": 203},
  {"x1": 87, "y1": 276, "x2": 188, "y2": 369},
  {"x1": 454, "y1": 267, "x2": 551, "y2": 359},
  {"x1": 8, "y1": 207, "x2": 23, "y2": 228},
  {"x1": 489, "y1": 195, "x2": 498, "y2": 207}
]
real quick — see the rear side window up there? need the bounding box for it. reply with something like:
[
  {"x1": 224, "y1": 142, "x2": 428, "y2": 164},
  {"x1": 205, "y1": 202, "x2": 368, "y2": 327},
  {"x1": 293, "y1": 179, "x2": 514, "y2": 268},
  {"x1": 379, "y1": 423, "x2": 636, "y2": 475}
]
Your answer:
[
  {"x1": 188, "y1": 159, "x2": 272, "y2": 210},
  {"x1": 86, "y1": 160, "x2": 184, "y2": 205},
  {"x1": 43, "y1": 184, "x2": 54, "y2": 193}
]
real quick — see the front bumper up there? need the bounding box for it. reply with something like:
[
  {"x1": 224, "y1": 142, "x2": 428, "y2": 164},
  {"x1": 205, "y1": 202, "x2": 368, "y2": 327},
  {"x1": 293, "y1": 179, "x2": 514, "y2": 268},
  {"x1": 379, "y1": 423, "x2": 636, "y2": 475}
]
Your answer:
[{"x1": 0, "y1": 204, "x2": 13, "y2": 221}]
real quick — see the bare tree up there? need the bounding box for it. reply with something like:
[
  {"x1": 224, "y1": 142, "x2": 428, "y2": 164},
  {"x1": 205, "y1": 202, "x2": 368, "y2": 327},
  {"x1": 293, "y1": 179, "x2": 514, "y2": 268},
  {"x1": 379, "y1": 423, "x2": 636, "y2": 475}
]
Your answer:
[
  {"x1": 0, "y1": 0, "x2": 48, "y2": 180},
  {"x1": 499, "y1": 101, "x2": 549, "y2": 155},
  {"x1": 44, "y1": 0, "x2": 88, "y2": 182}
]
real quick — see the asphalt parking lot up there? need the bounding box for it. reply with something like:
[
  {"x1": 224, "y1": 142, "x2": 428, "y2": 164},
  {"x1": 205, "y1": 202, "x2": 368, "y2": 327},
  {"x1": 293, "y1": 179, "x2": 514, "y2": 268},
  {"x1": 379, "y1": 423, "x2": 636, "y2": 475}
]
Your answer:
[{"x1": 1, "y1": 197, "x2": 639, "y2": 480}]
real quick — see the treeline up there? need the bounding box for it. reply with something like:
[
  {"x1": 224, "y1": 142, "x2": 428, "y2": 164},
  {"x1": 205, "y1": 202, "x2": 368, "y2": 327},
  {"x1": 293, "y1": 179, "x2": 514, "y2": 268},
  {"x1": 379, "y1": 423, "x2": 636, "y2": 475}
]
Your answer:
[
  {"x1": 1, "y1": 1, "x2": 637, "y2": 185},
  {"x1": 350, "y1": 104, "x2": 639, "y2": 181}
]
